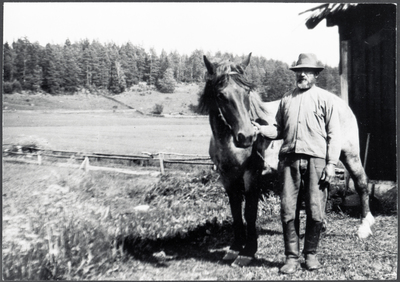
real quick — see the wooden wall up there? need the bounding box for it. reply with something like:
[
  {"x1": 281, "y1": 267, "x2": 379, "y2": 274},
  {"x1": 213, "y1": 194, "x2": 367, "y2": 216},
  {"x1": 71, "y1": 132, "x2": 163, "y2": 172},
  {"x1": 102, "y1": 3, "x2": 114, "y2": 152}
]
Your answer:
[{"x1": 334, "y1": 4, "x2": 396, "y2": 181}]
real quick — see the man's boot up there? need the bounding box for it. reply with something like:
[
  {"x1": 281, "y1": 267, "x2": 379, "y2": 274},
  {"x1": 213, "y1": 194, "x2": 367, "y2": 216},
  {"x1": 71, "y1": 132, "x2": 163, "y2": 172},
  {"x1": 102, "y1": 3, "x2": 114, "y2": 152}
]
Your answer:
[
  {"x1": 280, "y1": 220, "x2": 300, "y2": 274},
  {"x1": 304, "y1": 220, "x2": 323, "y2": 270}
]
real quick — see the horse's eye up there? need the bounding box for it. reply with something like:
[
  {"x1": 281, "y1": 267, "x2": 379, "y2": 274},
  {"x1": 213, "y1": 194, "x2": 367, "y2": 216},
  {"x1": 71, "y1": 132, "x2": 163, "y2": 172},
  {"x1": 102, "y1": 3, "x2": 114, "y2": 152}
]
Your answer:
[{"x1": 216, "y1": 92, "x2": 225, "y2": 100}]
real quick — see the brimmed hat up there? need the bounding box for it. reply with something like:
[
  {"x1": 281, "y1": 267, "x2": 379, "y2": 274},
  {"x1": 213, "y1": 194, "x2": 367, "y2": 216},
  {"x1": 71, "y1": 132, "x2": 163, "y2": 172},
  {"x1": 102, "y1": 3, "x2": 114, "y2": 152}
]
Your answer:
[{"x1": 289, "y1": 53, "x2": 324, "y2": 72}]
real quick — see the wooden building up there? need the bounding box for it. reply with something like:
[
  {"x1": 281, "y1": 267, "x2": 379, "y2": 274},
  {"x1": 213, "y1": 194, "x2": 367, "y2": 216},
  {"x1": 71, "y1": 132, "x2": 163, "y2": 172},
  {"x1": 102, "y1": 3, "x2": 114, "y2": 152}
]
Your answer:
[{"x1": 304, "y1": 3, "x2": 397, "y2": 181}]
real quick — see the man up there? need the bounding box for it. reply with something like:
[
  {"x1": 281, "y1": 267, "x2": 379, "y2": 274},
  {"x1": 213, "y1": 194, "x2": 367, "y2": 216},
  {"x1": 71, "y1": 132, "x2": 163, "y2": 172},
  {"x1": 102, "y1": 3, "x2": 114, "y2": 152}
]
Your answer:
[{"x1": 252, "y1": 53, "x2": 341, "y2": 274}]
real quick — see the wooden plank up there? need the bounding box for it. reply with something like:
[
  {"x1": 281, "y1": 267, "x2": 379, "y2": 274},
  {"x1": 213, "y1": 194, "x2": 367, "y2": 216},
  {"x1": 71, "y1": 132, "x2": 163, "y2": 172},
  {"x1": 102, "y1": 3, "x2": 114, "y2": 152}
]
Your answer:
[
  {"x1": 85, "y1": 154, "x2": 150, "y2": 161},
  {"x1": 379, "y1": 27, "x2": 396, "y2": 180},
  {"x1": 3, "y1": 157, "x2": 41, "y2": 165},
  {"x1": 159, "y1": 153, "x2": 165, "y2": 174},
  {"x1": 92, "y1": 152, "x2": 151, "y2": 159},
  {"x1": 163, "y1": 160, "x2": 214, "y2": 165},
  {"x1": 162, "y1": 157, "x2": 211, "y2": 162},
  {"x1": 156, "y1": 152, "x2": 209, "y2": 158},
  {"x1": 339, "y1": 40, "x2": 350, "y2": 104}
]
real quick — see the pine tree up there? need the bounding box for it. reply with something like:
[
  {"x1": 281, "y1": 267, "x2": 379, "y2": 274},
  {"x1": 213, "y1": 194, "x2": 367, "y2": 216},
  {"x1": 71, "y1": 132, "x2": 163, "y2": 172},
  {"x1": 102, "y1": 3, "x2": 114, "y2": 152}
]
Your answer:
[
  {"x1": 120, "y1": 42, "x2": 139, "y2": 88},
  {"x1": 108, "y1": 60, "x2": 126, "y2": 94},
  {"x1": 97, "y1": 46, "x2": 111, "y2": 90},
  {"x1": 134, "y1": 46, "x2": 147, "y2": 83},
  {"x1": 88, "y1": 41, "x2": 102, "y2": 90},
  {"x1": 159, "y1": 49, "x2": 170, "y2": 80},
  {"x1": 12, "y1": 38, "x2": 30, "y2": 87},
  {"x1": 3, "y1": 42, "x2": 15, "y2": 82},
  {"x1": 62, "y1": 39, "x2": 81, "y2": 92},
  {"x1": 78, "y1": 39, "x2": 96, "y2": 90},
  {"x1": 260, "y1": 61, "x2": 295, "y2": 101},
  {"x1": 318, "y1": 65, "x2": 340, "y2": 95},
  {"x1": 42, "y1": 44, "x2": 62, "y2": 94},
  {"x1": 107, "y1": 43, "x2": 126, "y2": 94},
  {"x1": 169, "y1": 51, "x2": 183, "y2": 82},
  {"x1": 156, "y1": 68, "x2": 176, "y2": 93},
  {"x1": 187, "y1": 50, "x2": 204, "y2": 82},
  {"x1": 145, "y1": 48, "x2": 160, "y2": 86}
]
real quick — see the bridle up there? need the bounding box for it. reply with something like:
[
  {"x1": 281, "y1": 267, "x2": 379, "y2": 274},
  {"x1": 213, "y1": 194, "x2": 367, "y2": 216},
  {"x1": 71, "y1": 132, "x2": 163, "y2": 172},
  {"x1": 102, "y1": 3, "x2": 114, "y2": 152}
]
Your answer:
[
  {"x1": 212, "y1": 71, "x2": 264, "y2": 160},
  {"x1": 215, "y1": 71, "x2": 255, "y2": 130}
]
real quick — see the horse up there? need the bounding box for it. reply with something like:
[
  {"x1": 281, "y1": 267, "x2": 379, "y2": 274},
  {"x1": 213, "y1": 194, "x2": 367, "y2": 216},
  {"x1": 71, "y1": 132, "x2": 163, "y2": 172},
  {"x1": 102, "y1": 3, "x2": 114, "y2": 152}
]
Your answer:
[{"x1": 200, "y1": 53, "x2": 374, "y2": 267}]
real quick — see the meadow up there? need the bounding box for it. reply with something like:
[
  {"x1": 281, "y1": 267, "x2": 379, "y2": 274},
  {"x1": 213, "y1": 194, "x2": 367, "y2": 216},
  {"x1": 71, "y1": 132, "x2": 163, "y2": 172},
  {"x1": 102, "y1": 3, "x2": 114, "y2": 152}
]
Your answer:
[
  {"x1": 3, "y1": 84, "x2": 210, "y2": 156},
  {"x1": 3, "y1": 162, "x2": 397, "y2": 280},
  {"x1": 3, "y1": 111, "x2": 211, "y2": 156},
  {"x1": 2, "y1": 87, "x2": 398, "y2": 280}
]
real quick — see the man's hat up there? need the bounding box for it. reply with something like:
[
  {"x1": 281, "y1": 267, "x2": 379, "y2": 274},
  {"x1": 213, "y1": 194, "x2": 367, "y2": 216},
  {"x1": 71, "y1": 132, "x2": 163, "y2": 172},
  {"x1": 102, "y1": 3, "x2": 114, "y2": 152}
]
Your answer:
[{"x1": 289, "y1": 53, "x2": 324, "y2": 72}]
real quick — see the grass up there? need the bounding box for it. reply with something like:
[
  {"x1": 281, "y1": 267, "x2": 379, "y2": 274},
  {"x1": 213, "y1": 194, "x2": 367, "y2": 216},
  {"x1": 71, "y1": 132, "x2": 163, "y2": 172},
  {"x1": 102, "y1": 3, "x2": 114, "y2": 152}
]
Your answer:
[
  {"x1": 2, "y1": 83, "x2": 202, "y2": 115},
  {"x1": 3, "y1": 111, "x2": 211, "y2": 156},
  {"x1": 2, "y1": 162, "x2": 397, "y2": 280}
]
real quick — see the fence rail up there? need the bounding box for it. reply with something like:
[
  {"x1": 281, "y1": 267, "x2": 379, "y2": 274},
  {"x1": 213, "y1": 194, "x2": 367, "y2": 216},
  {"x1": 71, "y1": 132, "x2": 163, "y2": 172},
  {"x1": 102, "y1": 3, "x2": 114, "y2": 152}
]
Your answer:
[{"x1": 2, "y1": 145, "x2": 213, "y2": 175}]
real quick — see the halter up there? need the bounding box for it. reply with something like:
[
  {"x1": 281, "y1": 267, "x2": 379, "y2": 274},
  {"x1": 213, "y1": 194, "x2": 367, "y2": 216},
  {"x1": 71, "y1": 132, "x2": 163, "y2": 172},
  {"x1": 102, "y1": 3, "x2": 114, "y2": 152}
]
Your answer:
[
  {"x1": 217, "y1": 71, "x2": 254, "y2": 130},
  {"x1": 212, "y1": 70, "x2": 264, "y2": 161},
  {"x1": 217, "y1": 106, "x2": 232, "y2": 130},
  {"x1": 215, "y1": 71, "x2": 256, "y2": 131}
]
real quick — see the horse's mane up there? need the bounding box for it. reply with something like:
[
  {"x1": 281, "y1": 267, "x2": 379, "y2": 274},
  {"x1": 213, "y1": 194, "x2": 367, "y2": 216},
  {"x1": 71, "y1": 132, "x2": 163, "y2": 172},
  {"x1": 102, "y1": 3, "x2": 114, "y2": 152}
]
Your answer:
[{"x1": 198, "y1": 58, "x2": 256, "y2": 114}]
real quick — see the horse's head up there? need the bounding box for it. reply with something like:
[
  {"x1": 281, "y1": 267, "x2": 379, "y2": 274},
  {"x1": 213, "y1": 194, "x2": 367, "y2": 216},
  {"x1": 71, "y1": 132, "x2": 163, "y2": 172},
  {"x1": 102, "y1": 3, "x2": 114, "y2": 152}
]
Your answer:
[{"x1": 201, "y1": 53, "x2": 255, "y2": 148}]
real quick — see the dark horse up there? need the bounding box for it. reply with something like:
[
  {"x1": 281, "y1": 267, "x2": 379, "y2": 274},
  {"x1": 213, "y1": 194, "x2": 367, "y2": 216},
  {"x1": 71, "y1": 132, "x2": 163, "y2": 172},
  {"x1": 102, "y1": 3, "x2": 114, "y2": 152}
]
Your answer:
[{"x1": 200, "y1": 53, "x2": 374, "y2": 266}]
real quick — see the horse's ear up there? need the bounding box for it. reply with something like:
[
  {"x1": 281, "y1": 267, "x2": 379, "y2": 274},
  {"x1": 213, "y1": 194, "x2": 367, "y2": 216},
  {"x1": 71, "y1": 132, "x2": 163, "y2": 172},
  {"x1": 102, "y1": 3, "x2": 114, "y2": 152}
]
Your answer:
[
  {"x1": 240, "y1": 53, "x2": 252, "y2": 70},
  {"x1": 203, "y1": 55, "x2": 214, "y2": 75}
]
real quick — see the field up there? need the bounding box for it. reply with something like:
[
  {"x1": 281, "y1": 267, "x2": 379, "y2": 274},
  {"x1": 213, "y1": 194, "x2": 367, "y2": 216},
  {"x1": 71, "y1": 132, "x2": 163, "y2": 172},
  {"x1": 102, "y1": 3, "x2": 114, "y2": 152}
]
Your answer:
[
  {"x1": 2, "y1": 87, "x2": 398, "y2": 280},
  {"x1": 3, "y1": 84, "x2": 211, "y2": 156},
  {"x1": 3, "y1": 111, "x2": 211, "y2": 156}
]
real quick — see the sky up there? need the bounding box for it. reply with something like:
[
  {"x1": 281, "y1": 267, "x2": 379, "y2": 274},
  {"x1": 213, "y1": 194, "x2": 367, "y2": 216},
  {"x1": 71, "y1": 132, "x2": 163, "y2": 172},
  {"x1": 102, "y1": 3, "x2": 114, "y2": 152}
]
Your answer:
[{"x1": 3, "y1": 2, "x2": 340, "y2": 67}]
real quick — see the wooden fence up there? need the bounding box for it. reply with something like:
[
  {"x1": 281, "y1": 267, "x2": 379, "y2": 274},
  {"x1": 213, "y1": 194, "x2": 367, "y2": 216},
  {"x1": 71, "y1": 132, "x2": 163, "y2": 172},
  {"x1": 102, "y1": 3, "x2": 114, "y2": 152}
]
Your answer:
[
  {"x1": 3, "y1": 145, "x2": 395, "y2": 204},
  {"x1": 2, "y1": 145, "x2": 214, "y2": 175}
]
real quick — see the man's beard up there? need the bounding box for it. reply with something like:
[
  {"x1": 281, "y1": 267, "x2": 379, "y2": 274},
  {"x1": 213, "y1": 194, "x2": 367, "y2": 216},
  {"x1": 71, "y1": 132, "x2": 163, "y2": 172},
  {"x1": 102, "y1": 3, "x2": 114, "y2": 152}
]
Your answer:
[{"x1": 297, "y1": 78, "x2": 315, "y2": 90}]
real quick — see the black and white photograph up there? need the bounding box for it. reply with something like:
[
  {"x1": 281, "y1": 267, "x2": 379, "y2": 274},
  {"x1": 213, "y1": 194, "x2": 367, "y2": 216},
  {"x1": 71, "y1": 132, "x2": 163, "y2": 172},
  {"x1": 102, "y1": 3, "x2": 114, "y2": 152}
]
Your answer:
[{"x1": 2, "y1": 2, "x2": 397, "y2": 280}]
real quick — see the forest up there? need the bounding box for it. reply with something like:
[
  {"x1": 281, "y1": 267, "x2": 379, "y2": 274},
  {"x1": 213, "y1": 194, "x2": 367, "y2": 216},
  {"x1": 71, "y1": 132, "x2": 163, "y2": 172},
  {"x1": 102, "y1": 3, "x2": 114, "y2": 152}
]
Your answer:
[{"x1": 3, "y1": 37, "x2": 340, "y2": 101}]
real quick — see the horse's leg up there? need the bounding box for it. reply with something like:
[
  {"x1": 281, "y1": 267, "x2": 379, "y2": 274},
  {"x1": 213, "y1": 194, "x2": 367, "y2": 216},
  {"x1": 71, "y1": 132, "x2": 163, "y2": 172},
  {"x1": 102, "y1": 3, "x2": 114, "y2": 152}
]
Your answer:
[
  {"x1": 341, "y1": 152, "x2": 375, "y2": 238},
  {"x1": 232, "y1": 169, "x2": 259, "y2": 267},
  {"x1": 223, "y1": 177, "x2": 246, "y2": 260}
]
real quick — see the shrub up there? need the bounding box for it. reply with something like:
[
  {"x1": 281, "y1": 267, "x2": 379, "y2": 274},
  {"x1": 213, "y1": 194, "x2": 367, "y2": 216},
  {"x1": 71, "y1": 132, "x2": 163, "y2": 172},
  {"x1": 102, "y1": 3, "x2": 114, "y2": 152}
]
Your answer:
[
  {"x1": 12, "y1": 80, "x2": 22, "y2": 93},
  {"x1": 3, "y1": 81, "x2": 13, "y2": 94},
  {"x1": 3, "y1": 80, "x2": 23, "y2": 94},
  {"x1": 152, "y1": 103, "x2": 164, "y2": 115}
]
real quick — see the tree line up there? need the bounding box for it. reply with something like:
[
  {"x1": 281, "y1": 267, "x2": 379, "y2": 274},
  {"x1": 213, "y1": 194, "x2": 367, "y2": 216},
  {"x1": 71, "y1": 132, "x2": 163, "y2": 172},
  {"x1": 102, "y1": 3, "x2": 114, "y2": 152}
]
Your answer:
[{"x1": 3, "y1": 37, "x2": 340, "y2": 100}]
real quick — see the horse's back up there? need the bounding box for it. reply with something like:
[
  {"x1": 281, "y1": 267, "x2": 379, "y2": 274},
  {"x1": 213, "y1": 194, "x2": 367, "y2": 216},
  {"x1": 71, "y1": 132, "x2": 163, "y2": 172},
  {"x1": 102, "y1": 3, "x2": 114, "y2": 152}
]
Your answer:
[
  {"x1": 260, "y1": 99, "x2": 281, "y2": 124},
  {"x1": 249, "y1": 93, "x2": 280, "y2": 126},
  {"x1": 330, "y1": 94, "x2": 361, "y2": 155}
]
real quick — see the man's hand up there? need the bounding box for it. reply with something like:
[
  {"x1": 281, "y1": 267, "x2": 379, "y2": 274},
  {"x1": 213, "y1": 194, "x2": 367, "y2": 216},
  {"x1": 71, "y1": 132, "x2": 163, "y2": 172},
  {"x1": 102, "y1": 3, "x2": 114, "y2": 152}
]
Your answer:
[
  {"x1": 252, "y1": 121, "x2": 261, "y2": 135},
  {"x1": 320, "y1": 163, "x2": 336, "y2": 185},
  {"x1": 251, "y1": 121, "x2": 278, "y2": 139}
]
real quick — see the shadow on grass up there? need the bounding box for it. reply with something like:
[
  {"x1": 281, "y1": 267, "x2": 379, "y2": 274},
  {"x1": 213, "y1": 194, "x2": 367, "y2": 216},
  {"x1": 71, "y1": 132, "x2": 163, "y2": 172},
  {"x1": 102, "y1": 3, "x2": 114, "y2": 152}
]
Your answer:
[{"x1": 116, "y1": 219, "x2": 282, "y2": 266}]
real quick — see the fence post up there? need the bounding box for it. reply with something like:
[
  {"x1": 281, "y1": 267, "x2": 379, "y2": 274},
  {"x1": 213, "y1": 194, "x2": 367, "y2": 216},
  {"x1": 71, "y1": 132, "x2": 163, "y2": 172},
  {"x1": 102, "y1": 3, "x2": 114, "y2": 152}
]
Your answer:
[
  {"x1": 79, "y1": 156, "x2": 90, "y2": 172},
  {"x1": 37, "y1": 152, "x2": 42, "y2": 165},
  {"x1": 159, "y1": 153, "x2": 165, "y2": 174}
]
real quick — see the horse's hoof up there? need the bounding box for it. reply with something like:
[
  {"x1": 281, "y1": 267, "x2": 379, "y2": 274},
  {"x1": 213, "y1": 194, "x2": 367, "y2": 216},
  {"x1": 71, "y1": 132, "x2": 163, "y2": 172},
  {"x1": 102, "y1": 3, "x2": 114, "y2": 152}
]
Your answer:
[
  {"x1": 231, "y1": 255, "x2": 253, "y2": 267},
  {"x1": 357, "y1": 212, "x2": 375, "y2": 239},
  {"x1": 223, "y1": 249, "x2": 239, "y2": 261}
]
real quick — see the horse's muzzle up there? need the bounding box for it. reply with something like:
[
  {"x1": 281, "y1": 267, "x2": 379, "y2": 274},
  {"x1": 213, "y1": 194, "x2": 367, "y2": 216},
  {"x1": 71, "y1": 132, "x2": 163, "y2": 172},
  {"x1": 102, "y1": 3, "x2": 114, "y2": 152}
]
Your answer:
[{"x1": 235, "y1": 132, "x2": 254, "y2": 148}]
